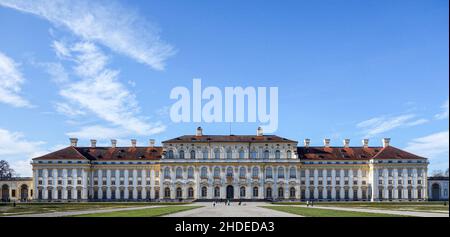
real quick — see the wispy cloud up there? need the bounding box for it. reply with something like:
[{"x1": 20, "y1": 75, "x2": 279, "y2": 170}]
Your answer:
[
  {"x1": 0, "y1": 51, "x2": 32, "y2": 108},
  {"x1": 434, "y1": 99, "x2": 449, "y2": 120},
  {"x1": 54, "y1": 41, "x2": 166, "y2": 138},
  {"x1": 404, "y1": 130, "x2": 449, "y2": 171},
  {"x1": 0, "y1": 0, "x2": 175, "y2": 70},
  {"x1": 357, "y1": 114, "x2": 428, "y2": 138},
  {"x1": 0, "y1": 128, "x2": 47, "y2": 176}
]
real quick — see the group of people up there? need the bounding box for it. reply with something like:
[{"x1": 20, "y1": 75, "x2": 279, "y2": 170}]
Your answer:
[
  {"x1": 306, "y1": 200, "x2": 315, "y2": 207},
  {"x1": 212, "y1": 200, "x2": 244, "y2": 207}
]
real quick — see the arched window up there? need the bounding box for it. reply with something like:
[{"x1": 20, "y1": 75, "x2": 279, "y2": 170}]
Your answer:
[
  {"x1": 287, "y1": 150, "x2": 292, "y2": 159},
  {"x1": 289, "y1": 167, "x2": 296, "y2": 178},
  {"x1": 266, "y1": 167, "x2": 273, "y2": 178},
  {"x1": 176, "y1": 187, "x2": 182, "y2": 198},
  {"x1": 201, "y1": 187, "x2": 207, "y2": 198},
  {"x1": 290, "y1": 187, "x2": 296, "y2": 198},
  {"x1": 278, "y1": 187, "x2": 284, "y2": 198},
  {"x1": 266, "y1": 187, "x2": 272, "y2": 198},
  {"x1": 214, "y1": 167, "x2": 220, "y2": 178},
  {"x1": 176, "y1": 167, "x2": 183, "y2": 179},
  {"x1": 179, "y1": 150, "x2": 185, "y2": 159},
  {"x1": 167, "y1": 150, "x2": 174, "y2": 159},
  {"x1": 253, "y1": 187, "x2": 259, "y2": 198},
  {"x1": 188, "y1": 187, "x2": 194, "y2": 198},
  {"x1": 240, "y1": 187, "x2": 246, "y2": 197},
  {"x1": 190, "y1": 150, "x2": 196, "y2": 159},
  {"x1": 252, "y1": 167, "x2": 259, "y2": 177},
  {"x1": 226, "y1": 148, "x2": 232, "y2": 159},
  {"x1": 250, "y1": 149, "x2": 257, "y2": 159},
  {"x1": 214, "y1": 187, "x2": 220, "y2": 198},
  {"x1": 187, "y1": 167, "x2": 194, "y2": 179},
  {"x1": 214, "y1": 148, "x2": 220, "y2": 159},
  {"x1": 164, "y1": 167, "x2": 171, "y2": 179},
  {"x1": 226, "y1": 167, "x2": 234, "y2": 177},
  {"x1": 275, "y1": 150, "x2": 281, "y2": 159},
  {"x1": 164, "y1": 187, "x2": 171, "y2": 198},
  {"x1": 239, "y1": 167, "x2": 246, "y2": 178},
  {"x1": 202, "y1": 150, "x2": 209, "y2": 159},
  {"x1": 239, "y1": 149, "x2": 245, "y2": 159},
  {"x1": 201, "y1": 167, "x2": 208, "y2": 178},
  {"x1": 264, "y1": 150, "x2": 270, "y2": 159},
  {"x1": 277, "y1": 167, "x2": 285, "y2": 178}
]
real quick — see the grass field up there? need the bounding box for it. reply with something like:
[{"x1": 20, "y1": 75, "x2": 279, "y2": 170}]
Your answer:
[
  {"x1": 0, "y1": 202, "x2": 190, "y2": 216},
  {"x1": 72, "y1": 206, "x2": 200, "y2": 217},
  {"x1": 263, "y1": 206, "x2": 408, "y2": 217},
  {"x1": 272, "y1": 202, "x2": 449, "y2": 213}
]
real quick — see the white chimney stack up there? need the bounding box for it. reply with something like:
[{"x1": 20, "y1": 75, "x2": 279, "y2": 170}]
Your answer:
[
  {"x1": 111, "y1": 139, "x2": 117, "y2": 148},
  {"x1": 362, "y1": 139, "x2": 369, "y2": 148},
  {"x1": 323, "y1": 138, "x2": 331, "y2": 148},
  {"x1": 149, "y1": 139, "x2": 155, "y2": 147},
  {"x1": 196, "y1": 127, "x2": 203, "y2": 136},
  {"x1": 304, "y1": 138, "x2": 311, "y2": 148},
  {"x1": 131, "y1": 139, "x2": 137, "y2": 148},
  {"x1": 70, "y1": 138, "x2": 78, "y2": 147},
  {"x1": 343, "y1": 139, "x2": 350, "y2": 148},
  {"x1": 90, "y1": 139, "x2": 97, "y2": 148},
  {"x1": 382, "y1": 138, "x2": 391, "y2": 148},
  {"x1": 257, "y1": 127, "x2": 263, "y2": 136}
]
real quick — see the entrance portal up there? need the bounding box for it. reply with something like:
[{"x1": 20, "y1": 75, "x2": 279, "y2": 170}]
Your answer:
[
  {"x1": 226, "y1": 185, "x2": 234, "y2": 199},
  {"x1": 432, "y1": 183, "x2": 441, "y2": 200}
]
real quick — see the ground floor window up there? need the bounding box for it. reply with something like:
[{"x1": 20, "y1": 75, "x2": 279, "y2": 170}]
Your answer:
[
  {"x1": 77, "y1": 190, "x2": 82, "y2": 199},
  {"x1": 48, "y1": 190, "x2": 52, "y2": 200},
  {"x1": 388, "y1": 189, "x2": 393, "y2": 199},
  {"x1": 301, "y1": 190, "x2": 306, "y2": 200},
  {"x1": 201, "y1": 187, "x2": 207, "y2": 198},
  {"x1": 253, "y1": 187, "x2": 258, "y2": 198},
  {"x1": 214, "y1": 187, "x2": 220, "y2": 198},
  {"x1": 418, "y1": 189, "x2": 422, "y2": 199},
  {"x1": 58, "y1": 190, "x2": 62, "y2": 199},
  {"x1": 266, "y1": 187, "x2": 272, "y2": 198},
  {"x1": 289, "y1": 187, "x2": 296, "y2": 198},
  {"x1": 154, "y1": 189, "x2": 159, "y2": 199},
  {"x1": 335, "y1": 190, "x2": 340, "y2": 200},
  {"x1": 408, "y1": 189, "x2": 412, "y2": 200},
  {"x1": 137, "y1": 190, "x2": 142, "y2": 199},
  {"x1": 111, "y1": 191, "x2": 116, "y2": 200},
  {"x1": 120, "y1": 190, "x2": 125, "y2": 199},
  {"x1": 353, "y1": 189, "x2": 358, "y2": 200},
  {"x1": 164, "y1": 188, "x2": 171, "y2": 198},
  {"x1": 309, "y1": 189, "x2": 314, "y2": 199},
  {"x1": 188, "y1": 187, "x2": 194, "y2": 198},
  {"x1": 67, "y1": 190, "x2": 72, "y2": 199},
  {"x1": 38, "y1": 190, "x2": 43, "y2": 199},
  {"x1": 240, "y1": 187, "x2": 246, "y2": 198},
  {"x1": 344, "y1": 189, "x2": 349, "y2": 200},
  {"x1": 327, "y1": 190, "x2": 331, "y2": 200},
  {"x1": 362, "y1": 190, "x2": 367, "y2": 200},
  {"x1": 176, "y1": 188, "x2": 182, "y2": 198},
  {"x1": 398, "y1": 189, "x2": 402, "y2": 199},
  {"x1": 318, "y1": 190, "x2": 323, "y2": 200},
  {"x1": 93, "y1": 190, "x2": 98, "y2": 199},
  {"x1": 146, "y1": 190, "x2": 151, "y2": 199},
  {"x1": 128, "y1": 190, "x2": 133, "y2": 199},
  {"x1": 103, "y1": 190, "x2": 107, "y2": 199},
  {"x1": 378, "y1": 189, "x2": 383, "y2": 199},
  {"x1": 278, "y1": 187, "x2": 284, "y2": 198}
]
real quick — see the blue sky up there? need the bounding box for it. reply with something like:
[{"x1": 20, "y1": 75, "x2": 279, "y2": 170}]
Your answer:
[{"x1": 0, "y1": 0, "x2": 448, "y2": 176}]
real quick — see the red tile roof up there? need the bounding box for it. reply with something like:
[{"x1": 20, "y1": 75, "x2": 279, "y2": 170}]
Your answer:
[
  {"x1": 163, "y1": 135, "x2": 297, "y2": 143},
  {"x1": 297, "y1": 146, "x2": 426, "y2": 160},
  {"x1": 33, "y1": 147, "x2": 162, "y2": 161}
]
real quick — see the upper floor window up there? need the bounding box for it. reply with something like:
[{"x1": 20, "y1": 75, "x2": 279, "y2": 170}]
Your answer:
[
  {"x1": 266, "y1": 167, "x2": 273, "y2": 179},
  {"x1": 57, "y1": 169, "x2": 62, "y2": 177},
  {"x1": 202, "y1": 150, "x2": 209, "y2": 159},
  {"x1": 287, "y1": 150, "x2": 292, "y2": 159},
  {"x1": 226, "y1": 148, "x2": 232, "y2": 159},
  {"x1": 167, "y1": 150, "x2": 174, "y2": 159},
  {"x1": 200, "y1": 167, "x2": 208, "y2": 178},
  {"x1": 239, "y1": 167, "x2": 246, "y2": 178},
  {"x1": 179, "y1": 150, "x2": 185, "y2": 159},
  {"x1": 252, "y1": 167, "x2": 259, "y2": 177},
  {"x1": 275, "y1": 150, "x2": 281, "y2": 159},
  {"x1": 239, "y1": 149, "x2": 245, "y2": 159},
  {"x1": 214, "y1": 149, "x2": 220, "y2": 159},
  {"x1": 190, "y1": 150, "x2": 196, "y2": 159},
  {"x1": 214, "y1": 167, "x2": 220, "y2": 177},
  {"x1": 164, "y1": 167, "x2": 171, "y2": 179},
  {"x1": 176, "y1": 167, "x2": 183, "y2": 179},
  {"x1": 187, "y1": 167, "x2": 194, "y2": 179},
  {"x1": 278, "y1": 167, "x2": 285, "y2": 178},
  {"x1": 264, "y1": 150, "x2": 270, "y2": 159},
  {"x1": 289, "y1": 167, "x2": 296, "y2": 178},
  {"x1": 38, "y1": 169, "x2": 43, "y2": 177},
  {"x1": 250, "y1": 150, "x2": 257, "y2": 159},
  {"x1": 226, "y1": 167, "x2": 234, "y2": 177}
]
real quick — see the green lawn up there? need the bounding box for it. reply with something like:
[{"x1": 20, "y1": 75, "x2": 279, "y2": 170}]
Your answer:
[
  {"x1": 0, "y1": 202, "x2": 190, "y2": 216},
  {"x1": 264, "y1": 206, "x2": 409, "y2": 217},
  {"x1": 72, "y1": 205, "x2": 200, "y2": 217},
  {"x1": 272, "y1": 202, "x2": 449, "y2": 212}
]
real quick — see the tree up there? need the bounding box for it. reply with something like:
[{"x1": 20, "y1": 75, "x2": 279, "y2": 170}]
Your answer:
[
  {"x1": 431, "y1": 169, "x2": 445, "y2": 177},
  {"x1": 0, "y1": 160, "x2": 15, "y2": 178},
  {"x1": 445, "y1": 168, "x2": 449, "y2": 177}
]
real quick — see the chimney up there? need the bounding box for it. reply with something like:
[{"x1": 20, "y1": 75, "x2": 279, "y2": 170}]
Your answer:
[
  {"x1": 382, "y1": 138, "x2": 391, "y2": 148},
  {"x1": 323, "y1": 138, "x2": 330, "y2": 148},
  {"x1": 90, "y1": 139, "x2": 97, "y2": 148},
  {"x1": 343, "y1": 139, "x2": 350, "y2": 148},
  {"x1": 131, "y1": 139, "x2": 137, "y2": 148},
  {"x1": 70, "y1": 138, "x2": 78, "y2": 147},
  {"x1": 257, "y1": 127, "x2": 263, "y2": 136},
  {"x1": 196, "y1": 127, "x2": 203, "y2": 136},
  {"x1": 149, "y1": 139, "x2": 155, "y2": 147},
  {"x1": 304, "y1": 138, "x2": 311, "y2": 148},
  {"x1": 362, "y1": 139, "x2": 369, "y2": 148},
  {"x1": 111, "y1": 139, "x2": 117, "y2": 148}
]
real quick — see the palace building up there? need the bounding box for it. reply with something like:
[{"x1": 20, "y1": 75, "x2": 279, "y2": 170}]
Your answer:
[{"x1": 31, "y1": 127, "x2": 429, "y2": 202}]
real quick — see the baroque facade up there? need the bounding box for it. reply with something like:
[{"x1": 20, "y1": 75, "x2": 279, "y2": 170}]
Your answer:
[{"x1": 31, "y1": 127, "x2": 429, "y2": 202}]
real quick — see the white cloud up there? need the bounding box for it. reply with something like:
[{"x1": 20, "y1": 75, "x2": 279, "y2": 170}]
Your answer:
[
  {"x1": 357, "y1": 114, "x2": 427, "y2": 138},
  {"x1": 34, "y1": 61, "x2": 69, "y2": 83},
  {"x1": 0, "y1": 51, "x2": 32, "y2": 108},
  {"x1": 0, "y1": 128, "x2": 47, "y2": 176},
  {"x1": 55, "y1": 41, "x2": 166, "y2": 137},
  {"x1": 0, "y1": 0, "x2": 175, "y2": 70},
  {"x1": 404, "y1": 131, "x2": 449, "y2": 171},
  {"x1": 54, "y1": 102, "x2": 85, "y2": 117},
  {"x1": 66, "y1": 125, "x2": 129, "y2": 140},
  {"x1": 435, "y1": 99, "x2": 449, "y2": 120}
]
